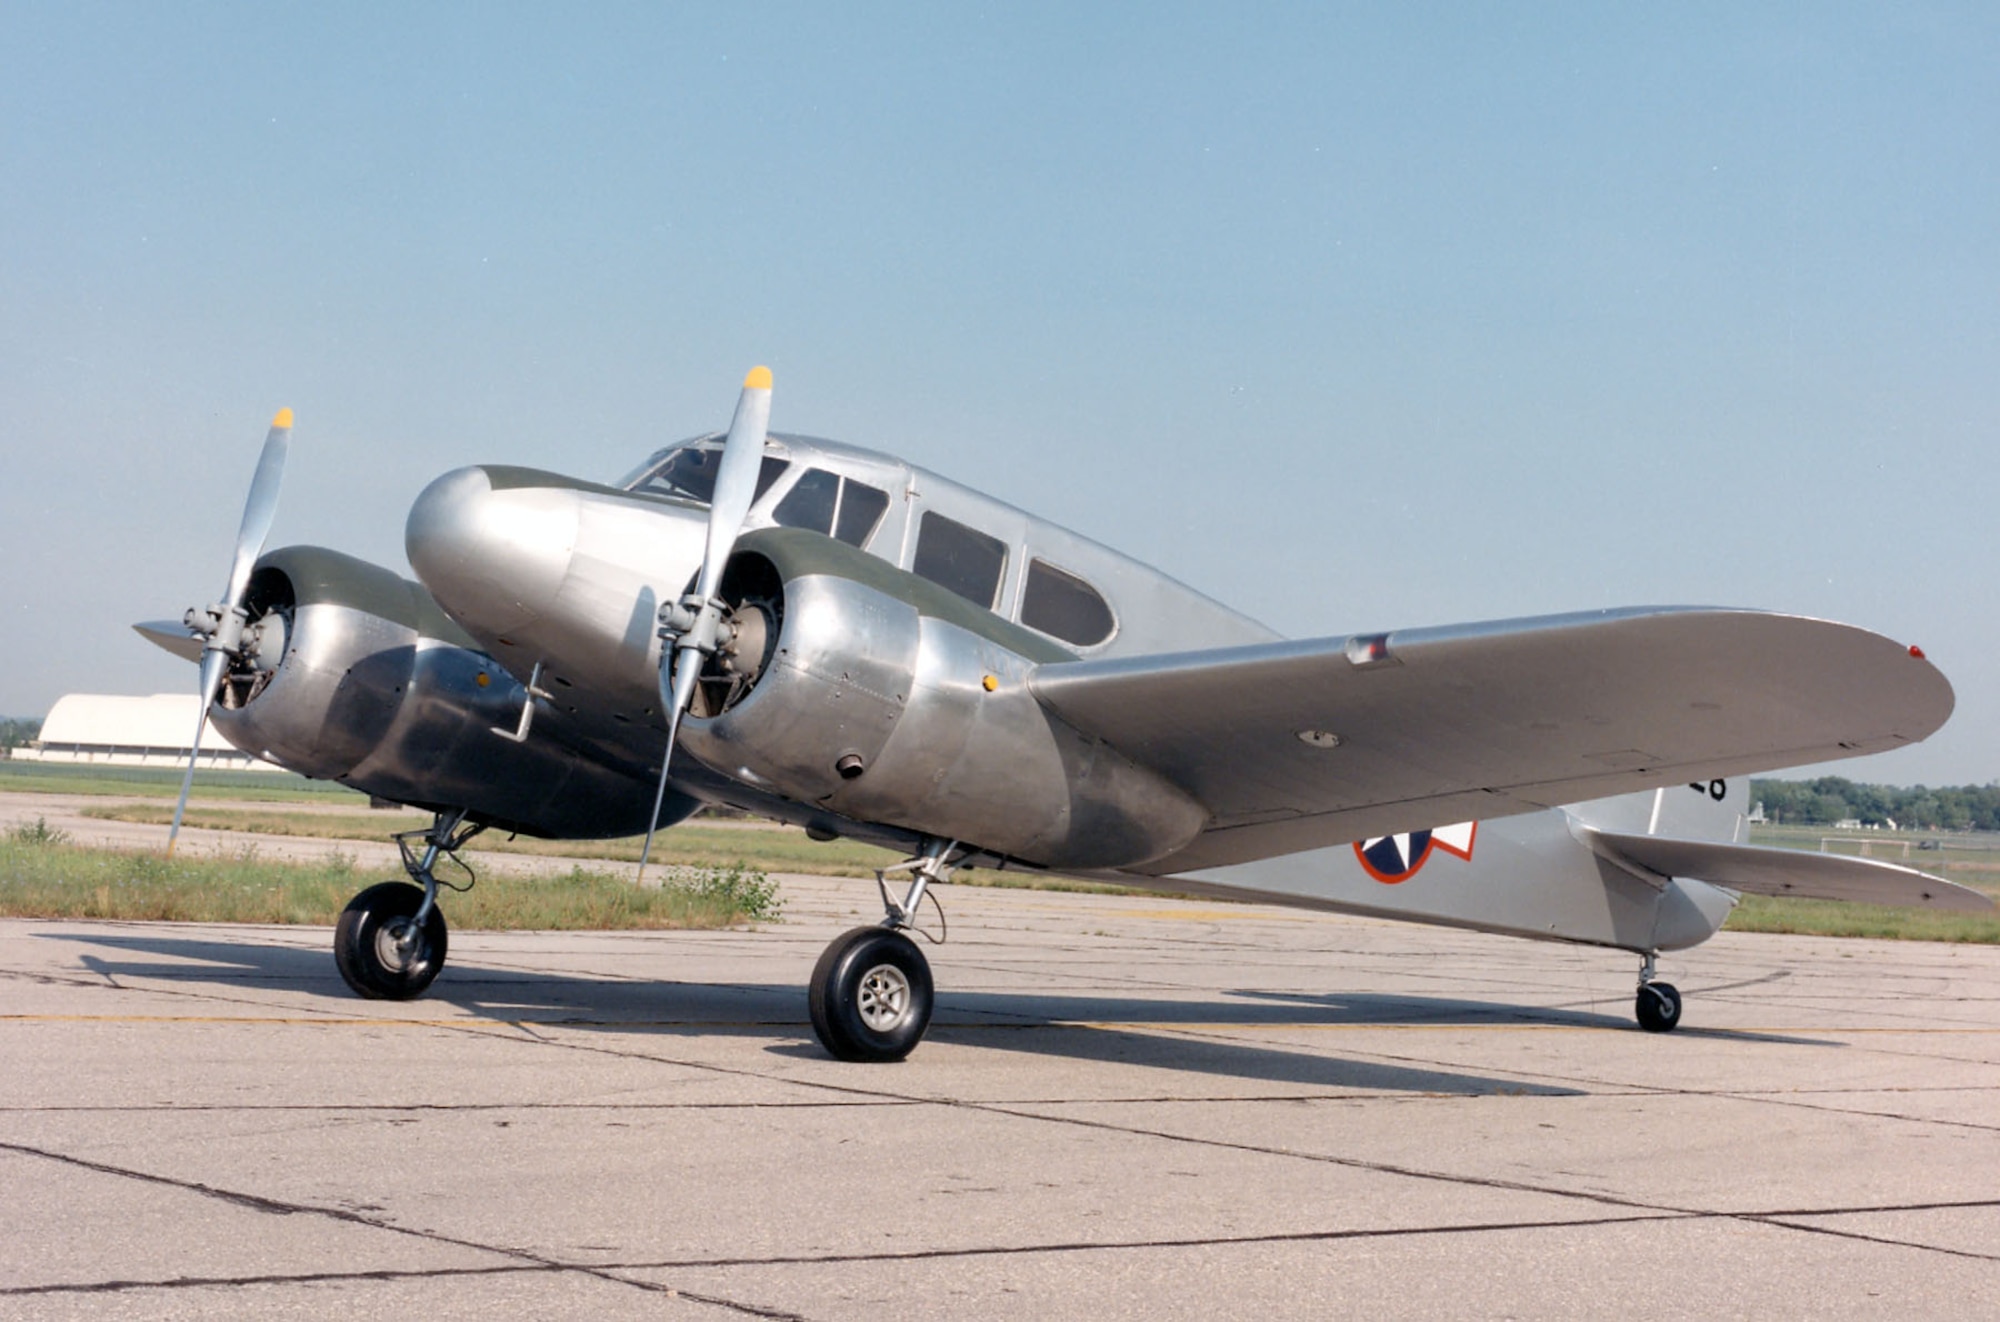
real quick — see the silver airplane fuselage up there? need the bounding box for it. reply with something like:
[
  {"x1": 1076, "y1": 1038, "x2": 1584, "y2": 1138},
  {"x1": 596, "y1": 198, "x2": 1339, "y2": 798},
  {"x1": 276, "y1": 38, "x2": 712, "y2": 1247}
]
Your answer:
[{"x1": 383, "y1": 431, "x2": 1735, "y2": 954}]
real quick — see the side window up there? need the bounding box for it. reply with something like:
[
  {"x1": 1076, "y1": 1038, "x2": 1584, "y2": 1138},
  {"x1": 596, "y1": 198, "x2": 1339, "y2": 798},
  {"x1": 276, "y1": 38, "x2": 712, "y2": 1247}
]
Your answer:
[
  {"x1": 1021, "y1": 559, "x2": 1115, "y2": 647},
  {"x1": 633, "y1": 450, "x2": 789, "y2": 506},
  {"x1": 835, "y1": 480, "x2": 889, "y2": 548},
  {"x1": 772, "y1": 468, "x2": 839, "y2": 534},
  {"x1": 913, "y1": 512, "x2": 1007, "y2": 609},
  {"x1": 770, "y1": 470, "x2": 890, "y2": 549}
]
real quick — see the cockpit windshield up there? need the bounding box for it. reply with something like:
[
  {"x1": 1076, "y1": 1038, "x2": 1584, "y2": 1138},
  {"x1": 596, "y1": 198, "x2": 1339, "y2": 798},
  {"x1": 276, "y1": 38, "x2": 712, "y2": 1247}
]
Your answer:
[{"x1": 618, "y1": 437, "x2": 790, "y2": 507}]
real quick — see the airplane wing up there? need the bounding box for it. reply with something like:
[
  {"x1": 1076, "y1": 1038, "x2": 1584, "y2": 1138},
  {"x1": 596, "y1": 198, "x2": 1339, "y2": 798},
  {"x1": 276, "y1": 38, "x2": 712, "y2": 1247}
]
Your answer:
[
  {"x1": 1027, "y1": 607, "x2": 1953, "y2": 873},
  {"x1": 1580, "y1": 829, "x2": 1993, "y2": 912}
]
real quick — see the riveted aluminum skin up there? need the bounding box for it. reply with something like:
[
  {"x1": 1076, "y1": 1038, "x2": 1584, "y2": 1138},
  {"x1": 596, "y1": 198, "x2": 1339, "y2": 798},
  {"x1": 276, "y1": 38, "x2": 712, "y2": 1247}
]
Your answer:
[
  {"x1": 212, "y1": 545, "x2": 674, "y2": 838},
  {"x1": 679, "y1": 563, "x2": 1207, "y2": 870}
]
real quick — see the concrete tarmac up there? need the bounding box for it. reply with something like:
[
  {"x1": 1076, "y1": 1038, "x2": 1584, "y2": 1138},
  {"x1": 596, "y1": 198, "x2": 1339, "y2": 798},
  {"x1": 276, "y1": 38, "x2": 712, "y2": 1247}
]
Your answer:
[{"x1": 3, "y1": 871, "x2": 1998, "y2": 1319}]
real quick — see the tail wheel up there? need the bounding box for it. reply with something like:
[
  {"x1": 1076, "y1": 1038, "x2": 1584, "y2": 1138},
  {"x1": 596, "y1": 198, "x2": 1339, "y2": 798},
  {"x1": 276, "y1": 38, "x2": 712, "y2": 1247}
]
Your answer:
[
  {"x1": 1636, "y1": 982, "x2": 1682, "y2": 1033},
  {"x1": 335, "y1": 881, "x2": 448, "y2": 1000},
  {"x1": 809, "y1": 926, "x2": 934, "y2": 1062}
]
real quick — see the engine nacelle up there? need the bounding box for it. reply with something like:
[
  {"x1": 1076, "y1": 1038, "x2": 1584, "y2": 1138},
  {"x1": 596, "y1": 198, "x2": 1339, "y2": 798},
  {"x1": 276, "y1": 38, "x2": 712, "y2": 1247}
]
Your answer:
[
  {"x1": 678, "y1": 529, "x2": 1207, "y2": 870},
  {"x1": 211, "y1": 545, "x2": 669, "y2": 838}
]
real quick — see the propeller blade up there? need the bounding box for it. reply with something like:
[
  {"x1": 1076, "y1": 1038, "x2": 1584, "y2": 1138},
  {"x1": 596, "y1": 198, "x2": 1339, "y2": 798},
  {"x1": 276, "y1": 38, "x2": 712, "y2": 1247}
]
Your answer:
[
  {"x1": 166, "y1": 649, "x2": 229, "y2": 857},
  {"x1": 636, "y1": 367, "x2": 773, "y2": 880},
  {"x1": 697, "y1": 366, "x2": 772, "y2": 603},
  {"x1": 167, "y1": 408, "x2": 294, "y2": 856},
  {"x1": 221, "y1": 408, "x2": 294, "y2": 613},
  {"x1": 134, "y1": 620, "x2": 204, "y2": 663},
  {"x1": 636, "y1": 653, "x2": 704, "y2": 879}
]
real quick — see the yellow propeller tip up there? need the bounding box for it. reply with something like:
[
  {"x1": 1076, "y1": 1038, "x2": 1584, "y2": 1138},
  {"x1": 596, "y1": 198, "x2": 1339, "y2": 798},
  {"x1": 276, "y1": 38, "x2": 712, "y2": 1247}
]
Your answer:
[
  {"x1": 742, "y1": 366, "x2": 772, "y2": 391},
  {"x1": 271, "y1": 407, "x2": 294, "y2": 429}
]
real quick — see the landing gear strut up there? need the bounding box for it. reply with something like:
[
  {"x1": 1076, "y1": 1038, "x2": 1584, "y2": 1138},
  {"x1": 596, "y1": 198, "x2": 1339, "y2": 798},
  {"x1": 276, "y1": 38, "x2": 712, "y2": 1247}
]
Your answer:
[
  {"x1": 808, "y1": 839, "x2": 957, "y2": 1062},
  {"x1": 334, "y1": 810, "x2": 484, "y2": 1000},
  {"x1": 1634, "y1": 951, "x2": 1682, "y2": 1033}
]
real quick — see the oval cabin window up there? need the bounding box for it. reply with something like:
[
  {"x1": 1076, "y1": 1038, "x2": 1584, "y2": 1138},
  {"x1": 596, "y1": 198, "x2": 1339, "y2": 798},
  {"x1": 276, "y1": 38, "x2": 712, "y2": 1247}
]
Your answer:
[{"x1": 1021, "y1": 559, "x2": 1115, "y2": 647}]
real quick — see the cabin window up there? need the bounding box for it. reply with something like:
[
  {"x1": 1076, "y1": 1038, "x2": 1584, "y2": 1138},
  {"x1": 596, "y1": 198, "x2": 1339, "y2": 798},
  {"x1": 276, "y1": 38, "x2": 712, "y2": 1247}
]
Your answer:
[
  {"x1": 835, "y1": 481, "x2": 889, "y2": 547},
  {"x1": 772, "y1": 468, "x2": 840, "y2": 533},
  {"x1": 771, "y1": 470, "x2": 891, "y2": 549},
  {"x1": 913, "y1": 512, "x2": 1007, "y2": 609},
  {"x1": 1021, "y1": 559, "x2": 1116, "y2": 647},
  {"x1": 629, "y1": 445, "x2": 789, "y2": 507}
]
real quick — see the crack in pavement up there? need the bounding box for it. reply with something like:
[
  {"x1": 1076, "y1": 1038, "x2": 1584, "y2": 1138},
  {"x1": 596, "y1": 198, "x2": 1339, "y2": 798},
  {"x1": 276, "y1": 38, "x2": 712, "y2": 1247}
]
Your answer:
[
  {"x1": 0, "y1": 1140, "x2": 808, "y2": 1319},
  {"x1": 1145, "y1": 1022, "x2": 2000, "y2": 1135},
  {"x1": 11, "y1": 924, "x2": 1997, "y2": 1299},
  {"x1": 0, "y1": 1099, "x2": 918, "y2": 1114},
  {"x1": 15, "y1": 1194, "x2": 1998, "y2": 1300},
  {"x1": 370, "y1": 1015, "x2": 2000, "y2": 1266}
]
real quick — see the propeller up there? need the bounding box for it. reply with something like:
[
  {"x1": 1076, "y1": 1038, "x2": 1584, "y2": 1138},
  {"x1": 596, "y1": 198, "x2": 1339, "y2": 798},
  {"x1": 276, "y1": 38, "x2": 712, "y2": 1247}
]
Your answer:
[
  {"x1": 165, "y1": 408, "x2": 296, "y2": 856},
  {"x1": 637, "y1": 367, "x2": 773, "y2": 879}
]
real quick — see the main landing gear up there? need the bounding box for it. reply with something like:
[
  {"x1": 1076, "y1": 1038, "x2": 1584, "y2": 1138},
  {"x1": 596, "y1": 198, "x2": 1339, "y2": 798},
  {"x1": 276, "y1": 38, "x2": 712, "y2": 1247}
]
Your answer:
[
  {"x1": 809, "y1": 839, "x2": 958, "y2": 1062},
  {"x1": 334, "y1": 810, "x2": 484, "y2": 1000},
  {"x1": 1635, "y1": 951, "x2": 1682, "y2": 1033}
]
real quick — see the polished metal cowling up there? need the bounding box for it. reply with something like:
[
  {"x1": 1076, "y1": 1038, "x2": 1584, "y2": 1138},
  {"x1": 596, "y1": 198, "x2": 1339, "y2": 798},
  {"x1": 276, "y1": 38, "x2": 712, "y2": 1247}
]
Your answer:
[
  {"x1": 678, "y1": 545, "x2": 1206, "y2": 871},
  {"x1": 210, "y1": 545, "x2": 661, "y2": 838}
]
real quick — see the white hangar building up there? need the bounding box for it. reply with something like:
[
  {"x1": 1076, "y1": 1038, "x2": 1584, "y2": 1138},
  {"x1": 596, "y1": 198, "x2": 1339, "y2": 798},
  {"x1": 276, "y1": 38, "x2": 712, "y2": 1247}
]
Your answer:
[{"x1": 11, "y1": 694, "x2": 280, "y2": 772}]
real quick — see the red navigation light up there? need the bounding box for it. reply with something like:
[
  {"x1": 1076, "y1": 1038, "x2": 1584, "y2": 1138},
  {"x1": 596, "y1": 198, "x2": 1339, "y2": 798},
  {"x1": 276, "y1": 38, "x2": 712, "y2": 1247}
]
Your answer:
[{"x1": 1909, "y1": 644, "x2": 1927, "y2": 659}]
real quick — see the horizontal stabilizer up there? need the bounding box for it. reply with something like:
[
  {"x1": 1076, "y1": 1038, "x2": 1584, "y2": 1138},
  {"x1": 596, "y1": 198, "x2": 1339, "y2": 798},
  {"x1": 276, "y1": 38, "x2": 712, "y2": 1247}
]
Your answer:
[
  {"x1": 1585, "y1": 829, "x2": 1994, "y2": 913},
  {"x1": 133, "y1": 619, "x2": 203, "y2": 663}
]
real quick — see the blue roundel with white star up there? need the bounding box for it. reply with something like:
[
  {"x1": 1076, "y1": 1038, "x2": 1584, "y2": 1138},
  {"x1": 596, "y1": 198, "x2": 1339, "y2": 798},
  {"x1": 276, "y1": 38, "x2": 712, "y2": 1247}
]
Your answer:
[{"x1": 1352, "y1": 822, "x2": 1478, "y2": 884}]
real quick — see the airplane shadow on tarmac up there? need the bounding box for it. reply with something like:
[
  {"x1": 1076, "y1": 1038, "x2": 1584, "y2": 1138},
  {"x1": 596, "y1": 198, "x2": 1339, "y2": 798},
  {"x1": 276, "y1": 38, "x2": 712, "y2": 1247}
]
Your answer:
[{"x1": 39, "y1": 930, "x2": 1828, "y2": 1094}]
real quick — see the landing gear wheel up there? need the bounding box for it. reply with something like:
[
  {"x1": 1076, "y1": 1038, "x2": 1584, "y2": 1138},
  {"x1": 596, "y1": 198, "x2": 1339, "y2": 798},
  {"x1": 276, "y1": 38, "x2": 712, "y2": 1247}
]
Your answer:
[
  {"x1": 1636, "y1": 981, "x2": 1682, "y2": 1033},
  {"x1": 335, "y1": 881, "x2": 448, "y2": 1000},
  {"x1": 809, "y1": 926, "x2": 933, "y2": 1062}
]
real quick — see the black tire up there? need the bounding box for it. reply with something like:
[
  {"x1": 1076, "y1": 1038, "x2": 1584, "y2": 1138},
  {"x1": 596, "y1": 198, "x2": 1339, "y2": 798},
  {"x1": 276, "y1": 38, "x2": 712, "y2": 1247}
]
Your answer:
[
  {"x1": 334, "y1": 881, "x2": 448, "y2": 1000},
  {"x1": 1636, "y1": 982, "x2": 1682, "y2": 1033},
  {"x1": 808, "y1": 926, "x2": 933, "y2": 1062}
]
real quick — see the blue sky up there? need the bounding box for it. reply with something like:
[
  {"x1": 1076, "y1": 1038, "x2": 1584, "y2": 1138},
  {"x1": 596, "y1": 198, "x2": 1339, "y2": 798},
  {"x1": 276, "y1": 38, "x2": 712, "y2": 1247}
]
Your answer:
[{"x1": 3, "y1": 4, "x2": 1995, "y2": 784}]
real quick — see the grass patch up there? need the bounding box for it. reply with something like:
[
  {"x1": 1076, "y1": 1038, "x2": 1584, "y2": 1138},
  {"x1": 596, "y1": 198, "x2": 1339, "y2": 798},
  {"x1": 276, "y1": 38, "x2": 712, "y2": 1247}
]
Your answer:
[
  {"x1": 75, "y1": 803, "x2": 1153, "y2": 895},
  {"x1": 8, "y1": 817, "x2": 72, "y2": 846},
  {"x1": 77, "y1": 803, "x2": 904, "y2": 877},
  {"x1": 0, "y1": 759, "x2": 364, "y2": 803},
  {"x1": 1729, "y1": 825, "x2": 2000, "y2": 942},
  {"x1": 0, "y1": 837, "x2": 781, "y2": 930},
  {"x1": 1725, "y1": 892, "x2": 2000, "y2": 943}
]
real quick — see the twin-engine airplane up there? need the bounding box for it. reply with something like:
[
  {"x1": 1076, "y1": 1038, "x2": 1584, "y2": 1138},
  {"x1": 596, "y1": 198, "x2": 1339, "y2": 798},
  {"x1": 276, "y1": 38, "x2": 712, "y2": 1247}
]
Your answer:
[{"x1": 140, "y1": 370, "x2": 1987, "y2": 1060}]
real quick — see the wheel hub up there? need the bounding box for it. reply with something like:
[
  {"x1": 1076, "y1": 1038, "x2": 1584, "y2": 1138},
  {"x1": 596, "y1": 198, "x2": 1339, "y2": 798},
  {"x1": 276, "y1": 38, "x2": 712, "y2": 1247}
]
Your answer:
[
  {"x1": 855, "y1": 962, "x2": 911, "y2": 1031},
  {"x1": 375, "y1": 918, "x2": 422, "y2": 974}
]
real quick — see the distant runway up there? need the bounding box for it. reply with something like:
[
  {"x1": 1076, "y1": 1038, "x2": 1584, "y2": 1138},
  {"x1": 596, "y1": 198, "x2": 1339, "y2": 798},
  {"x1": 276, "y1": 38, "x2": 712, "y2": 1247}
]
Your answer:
[{"x1": 3, "y1": 874, "x2": 1998, "y2": 1318}]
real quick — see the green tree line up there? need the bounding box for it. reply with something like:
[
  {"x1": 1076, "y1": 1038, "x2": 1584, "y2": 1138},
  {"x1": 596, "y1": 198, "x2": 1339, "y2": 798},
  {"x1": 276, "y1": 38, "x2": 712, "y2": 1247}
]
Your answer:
[
  {"x1": 0, "y1": 718, "x2": 41, "y2": 752},
  {"x1": 1752, "y1": 777, "x2": 2000, "y2": 831}
]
